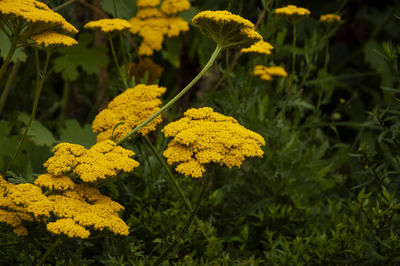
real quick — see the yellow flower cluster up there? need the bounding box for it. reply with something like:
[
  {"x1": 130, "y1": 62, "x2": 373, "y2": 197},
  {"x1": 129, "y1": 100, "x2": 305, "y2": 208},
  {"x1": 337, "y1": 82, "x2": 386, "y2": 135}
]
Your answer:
[
  {"x1": 320, "y1": 14, "x2": 341, "y2": 24},
  {"x1": 253, "y1": 65, "x2": 288, "y2": 81},
  {"x1": 160, "y1": 0, "x2": 191, "y2": 15},
  {"x1": 129, "y1": 0, "x2": 190, "y2": 55},
  {"x1": 84, "y1": 18, "x2": 132, "y2": 34},
  {"x1": 44, "y1": 140, "x2": 139, "y2": 183},
  {"x1": 92, "y1": 84, "x2": 166, "y2": 141},
  {"x1": 162, "y1": 107, "x2": 265, "y2": 178},
  {"x1": 127, "y1": 57, "x2": 164, "y2": 84},
  {"x1": 192, "y1": 10, "x2": 262, "y2": 48},
  {"x1": 34, "y1": 173, "x2": 76, "y2": 191},
  {"x1": 275, "y1": 5, "x2": 311, "y2": 17},
  {"x1": 0, "y1": 174, "x2": 130, "y2": 238},
  {"x1": 241, "y1": 40, "x2": 274, "y2": 55},
  {"x1": 32, "y1": 31, "x2": 78, "y2": 48},
  {"x1": 0, "y1": 0, "x2": 78, "y2": 35}
]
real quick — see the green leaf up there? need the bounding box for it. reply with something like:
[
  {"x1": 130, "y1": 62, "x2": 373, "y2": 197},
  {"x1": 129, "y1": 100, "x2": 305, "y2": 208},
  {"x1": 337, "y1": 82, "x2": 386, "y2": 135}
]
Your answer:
[
  {"x1": 18, "y1": 113, "x2": 57, "y2": 147},
  {"x1": 162, "y1": 37, "x2": 182, "y2": 68},
  {"x1": 59, "y1": 119, "x2": 96, "y2": 149},
  {"x1": 53, "y1": 33, "x2": 109, "y2": 81},
  {"x1": 0, "y1": 120, "x2": 18, "y2": 170},
  {"x1": 364, "y1": 40, "x2": 396, "y2": 88},
  {"x1": 0, "y1": 30, "x2": 27, "y2": 62},
  {"x1": 101, "y1": 0, "x2": 136, "y2": 19}
]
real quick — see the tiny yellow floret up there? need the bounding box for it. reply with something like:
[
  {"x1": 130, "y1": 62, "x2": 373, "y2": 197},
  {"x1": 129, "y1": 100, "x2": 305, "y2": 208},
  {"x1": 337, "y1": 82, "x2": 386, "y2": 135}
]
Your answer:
[{"x1": 160, "y1": 0, "x2": 190, "y2": 15}]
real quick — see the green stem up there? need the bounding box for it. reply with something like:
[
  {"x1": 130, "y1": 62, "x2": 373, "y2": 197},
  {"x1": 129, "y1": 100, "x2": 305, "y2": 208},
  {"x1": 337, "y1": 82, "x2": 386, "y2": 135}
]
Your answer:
[
  {"x1": 324, "y1": 37, "x2": 330, "y2": 71},
  {"x1": 292, "y1": 23, "x2": 296, "y2": 74},
  {"x1": 0, "y1": 60, "x2": 20, "y2": 116},
  {"x1": 112, "y1": 0, "x2": 118, "y2": 17},
  {"x1": 36, "y1": 238, "x2": 62, "y2": 266},
  {"x1": 142, "y1": 136, "x2": 208, "y2": 240},
  {"x1": 152, "y1": 174, "x2": 210, "y2": 266},
  {"x1": 5, "y1": 51, "x2": 51, "y2": 173},
  {"x1": 117, "y1": 44, "x2": 222, "y2": 145},
  {"x1": 108, "y1": 37, "x2": 128, "y2": 89},
  {"x1": 0, "y1": 39, "x2": 17, "y2": 83},
  {"x1": 73, "y1": 240, "x2": 84, "y2": 266},
  {"x1": 52, "y1": 0, "x2": 76, "y2": 11}
]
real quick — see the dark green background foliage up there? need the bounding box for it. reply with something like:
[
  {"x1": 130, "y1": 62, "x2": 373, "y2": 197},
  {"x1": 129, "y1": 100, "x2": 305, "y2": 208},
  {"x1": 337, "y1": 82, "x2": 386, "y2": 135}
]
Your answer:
[{"x1": 1, "y1": 0, "x2": 400, "y2": 265}]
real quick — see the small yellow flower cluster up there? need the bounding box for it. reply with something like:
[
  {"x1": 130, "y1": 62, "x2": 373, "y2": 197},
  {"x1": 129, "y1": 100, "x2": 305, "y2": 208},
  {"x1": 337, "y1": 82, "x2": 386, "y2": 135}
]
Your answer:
[
  {"x1": 320, "y1": 14, "x2": 341, "y2": 24},
  {"x1": 34, "y1": 173, "x2": 76, "y2": 191},
  {"x1": 92, "y1": 84, "x2": 166, "y2": 141},
  {"x1": 44, "y1": 140, "x2": 139, "y2": 183},
  {"x1": 192, "y1": 10, "x2": 262, "y2": 49},
  {"x1": 275, "y1": 5, "x2": 311, "y2": 17},
  {"x1": 31, "y1": 31, "x2": 78, "y2": 48},
  {"x1": 0, "y1": 0, "x2": 78, "y2": 48},
  {"x1": 84, "y1": 18, "x2": 132, "y2": 34},
  {"x1": 127, "y1": 57, "x2": 164, "y2": 84},
  {"x1": 0, "y1": 173, "x2": 130, "y2": 239},
  {"x1": 129, "y1": 0, "x2": 190, "y2": 55},
  {"x1": 241, "y1": 40, "x2": 274, "y2": 55},
  {"x1": 0, "y1": 0, "x2": 78, "y2": 35},
  {"x1": 253, "y1": 65, "x2": 288, "y2": 81},
  {"x1": 162, "y1": 107, "x2": 265, "y2": 178}
]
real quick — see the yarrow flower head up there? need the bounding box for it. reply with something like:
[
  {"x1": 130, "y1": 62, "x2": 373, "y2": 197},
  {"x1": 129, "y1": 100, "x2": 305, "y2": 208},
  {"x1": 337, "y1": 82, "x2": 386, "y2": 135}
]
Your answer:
[
  {"x1": 162, "y1": 107, "x2": 265, "y2": 178},
  {"x1": 92, "y1": 84, "x2": 166, "y2": 142},
  {"x1": 241, "y1": 40, "x2": 274, "y2": 55},
  {"x1": 84, "y1": 18, "x2": 132, "y2": 34},
  {"x1": 192, "y1": 10, "x2": 262, "y2": 49},
  {"x1": 160, "y1": 0, "x2": 191, "y2": 15},
  {"x1": 0, "y1": 0, "x2": 78, "y2": 37},
  {"x1": 129, "y1": 0, "x2": 190, "y2": 55},
  {"x1": 31, "y1": 31, "x2": 77, "y2": 49},
  {"x1": 320, "y1": 14, "x2": 341, "y2": 24},
  {"x1": 275, "y1": 5, "x2": 310, "y2": 24},
  {"x1": 44, "y1": 140, "x2": 139, "y2": 183},
  {"x1": 253, "y1": 65, "x2": 288, "y2": 81}
]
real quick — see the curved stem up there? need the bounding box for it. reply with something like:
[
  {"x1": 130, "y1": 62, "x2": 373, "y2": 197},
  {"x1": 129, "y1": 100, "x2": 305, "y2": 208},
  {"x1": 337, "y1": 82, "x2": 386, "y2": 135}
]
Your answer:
[
  {"x1": 5, "y1": 51, "x2": 51, "y2": 173},
  {"x1": 142, "y1": 136, "x2": 209, "y2": 240},
  {"x1": 108, "y1": 37, "x2": 128, "y2": 89},
  {"x1": 36, "y1": 238, "x2": 62, "y2": 266},
  {"x1": 152, "y1": 174, "x2": 210, "y2": 266},
  {"x1": 292, "y1": 23, "x2": 297, "y2": 74},
  {"x1": 0, "y1": 60, "x2": 20, "y2": 116},
  {"x1": 0, "y1": 39, "x2": 17, "y2": 83},
  {"x1": 52, "y1": 0, "x2": 76, "y2": 11},
  {"x1": 117, "y1": 44, "x2": 222, "y2": 145}
]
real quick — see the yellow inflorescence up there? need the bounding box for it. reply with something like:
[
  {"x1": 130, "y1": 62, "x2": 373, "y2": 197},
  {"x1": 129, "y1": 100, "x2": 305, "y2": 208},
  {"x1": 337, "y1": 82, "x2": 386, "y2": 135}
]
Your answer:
[
  {"x1": 241, "y1": 40, "x2": 274, "y2": 55},
  {"x1": 44, "y1": 140, "x2": 139, "y2": 183},
  {"x1": 31, "y1": 31, "x2": 77, "y2": 48},
  {"x1": 160, "y1": 0, "x2": 191, "y2": 15},
  {"x1": 92, "y1": 84, "x2": 166, "y2": 141},
  {"x1": 0, "y1": 0, "x2": 78, "y2": 35},
  {"x1": 253, "y1": 65, "x2": 288, "y2": 81},
  {"x1": 162, "y1": 107, "x2": 265, "y2": 178},
  {"x1": 129, "y1": 0, "x2": 190, "y2": 55},
  {"x1": 320, "y1": 14, "x2": 341, "y2": 24},
  {"x1": 34, "y1": 173, "x2": 76, "y2": 191},
  {"x1": 137, "y1": 0, "x2": 160, "y2": 8},
  {"x1": 192, "y1": 10, "x2": 262, "y2": 48},
  {"x1": 0, "y1": 174, "x2": 130, "y2": 238},
  {"x1": 275, "y1": 5, "x2": 311, "y2": 17},
  {"x1": 84, "y1": 18, "x2": 132, "y2": 33}
]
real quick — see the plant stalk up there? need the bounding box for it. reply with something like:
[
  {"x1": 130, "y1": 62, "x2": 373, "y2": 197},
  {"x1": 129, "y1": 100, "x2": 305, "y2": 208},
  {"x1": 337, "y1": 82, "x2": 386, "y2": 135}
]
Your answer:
[
  {"x1": 36, "y1": 238, "x2": 62, "y2": 266},
  {"x1": 143, "y1": 136, "x2": 208, "y2": 240},
  {"x1": 0, "y1": 60, "x2": 21, "y2": 116},
  {"x1": 117, "y1": 44, "x2": 222, "y2": 145},
  {"x1": 108, "y1": 37, "x2": 128, "y2": 89},
  {"x1": 292, "y1": 23, "x2": 297, "y2": 74},
  {"x1": 6, "y1": 51, "x2": 51, "y2": 173},
  {"x1": 152, "y1": 174, "x2": 210, "y2": 266},
  {"x1": 0, "y1": 40, "x2": 17, "y2": 83}
]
